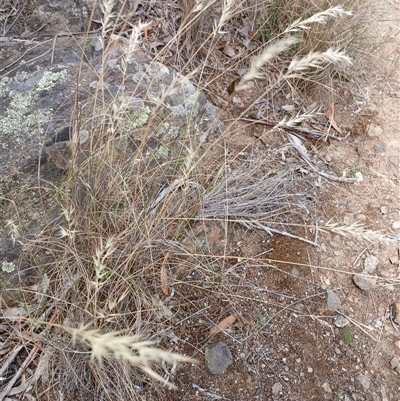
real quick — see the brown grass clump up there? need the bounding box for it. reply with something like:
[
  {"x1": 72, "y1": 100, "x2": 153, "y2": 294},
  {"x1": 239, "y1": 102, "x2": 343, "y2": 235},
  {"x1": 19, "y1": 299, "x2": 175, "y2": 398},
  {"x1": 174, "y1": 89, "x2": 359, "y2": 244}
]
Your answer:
[{"x1": 0, "y1": 0, "x2": 387, "y2": 400}]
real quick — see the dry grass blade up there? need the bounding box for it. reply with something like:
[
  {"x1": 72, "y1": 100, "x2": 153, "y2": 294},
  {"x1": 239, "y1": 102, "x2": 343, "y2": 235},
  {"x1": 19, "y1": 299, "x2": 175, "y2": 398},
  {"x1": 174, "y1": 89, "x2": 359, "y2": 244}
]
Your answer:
[
  {"x1": 286, "y1": 133, "x2": 357, "y2": 182},
  {"x1": 198, "y1": 164, "x2": 314, "y2": 243},
  {"x1": 161, "y1": 253, "x2": 170, "y2": 296},
  {"x1": 0, "y1": 347, "x2": 38, "y2": 401}
]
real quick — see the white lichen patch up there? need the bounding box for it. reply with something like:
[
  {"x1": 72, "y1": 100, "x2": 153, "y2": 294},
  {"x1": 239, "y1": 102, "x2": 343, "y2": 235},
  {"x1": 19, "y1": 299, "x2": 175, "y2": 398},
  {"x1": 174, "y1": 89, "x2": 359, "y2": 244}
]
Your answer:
[
  {"x1": 155, "y1": 145, "x2": 169, "y2": 159},
  {"x1": 118, "y1": 106, "x2": 151, "y2": 132},
  {"x1": 0, "y1": 68, "x2": 69, "y2": 135},
  {"x1": 170, "y1": 91, "x2": 202, "y2": 118},
  {"x1": 36, "y1": 70, "x2": 68, "y2": 92},
  {"x1": 2, "y1": 260, "x2": 16, "y2": 273},
  {"x1": 156, "y1": 122, "x2": 181, "y2": 140}
]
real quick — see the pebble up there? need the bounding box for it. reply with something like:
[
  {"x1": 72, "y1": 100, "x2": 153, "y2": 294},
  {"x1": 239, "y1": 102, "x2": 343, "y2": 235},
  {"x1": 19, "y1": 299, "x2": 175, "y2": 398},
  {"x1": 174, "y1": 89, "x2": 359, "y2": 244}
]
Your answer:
[
  {"x1": 390, "y1": 255, "x2": 399, "y2": 265},
  {"x1": 353, "y1": 274, "x2": 376, "y2": 291},
  {"x1": 373, "y1": 142, "x2": 386, "y2": 154},
  {"x1": 364, "y1": 255, "x2": 379, "y2": 273},
  {"x1": 322, "y1": 382, "x2": 332, "y2": 393},
  {"x1": 390, "y1": 356, "x2": 399, "y2": 369},
  {"x1": 334, "y1": 316, "x2": 350, "y2": 328},
  {"x1": 368, "y1": 124, "x2": 383, "y2": 137},
  {"x1": 380, "y1": 206, "x2": 388, "y2": 214},
  {"x1": 326, "y1": 290, "x2": 342, "y2": 311},
  {"x1": 355, "y1": 373, "x2": 370, "y2": 391},
  {"x1": 205, "y1": 342, "x2": 233, "y2": 375},
  {"x1": 389, "y1": 155, "x2": 399, "y2": 168},
  {"x1": 271, "y1": 382, "x2": 282, "y2": 395}
]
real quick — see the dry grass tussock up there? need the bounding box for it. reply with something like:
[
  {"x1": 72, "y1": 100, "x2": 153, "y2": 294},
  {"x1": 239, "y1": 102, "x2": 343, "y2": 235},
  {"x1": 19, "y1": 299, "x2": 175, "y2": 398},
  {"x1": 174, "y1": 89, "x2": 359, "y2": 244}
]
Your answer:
[{"x1": 1, "y1": 0, "x2": 391, "y2": 399}]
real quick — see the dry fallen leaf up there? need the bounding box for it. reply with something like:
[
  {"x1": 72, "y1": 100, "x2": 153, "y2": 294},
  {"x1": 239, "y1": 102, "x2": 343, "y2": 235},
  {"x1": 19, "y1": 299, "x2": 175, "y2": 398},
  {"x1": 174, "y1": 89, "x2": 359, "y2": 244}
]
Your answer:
[
  {"x1": 325, "y1": 102, "x2": 343, "y2": 135},
  {"x1": 160, "y1": 253, "x2": 169, "y2": 296},
  {"x1": 209, "y1": 314, "x2": 237, "y2": 335},
  {"x1": 140, "y1": 20, "x2": 160, "y2": 40}
]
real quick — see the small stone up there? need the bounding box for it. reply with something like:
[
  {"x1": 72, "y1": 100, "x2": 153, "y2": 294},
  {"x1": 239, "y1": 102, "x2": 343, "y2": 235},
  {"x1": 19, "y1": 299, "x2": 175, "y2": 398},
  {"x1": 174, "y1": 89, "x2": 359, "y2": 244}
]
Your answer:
[
  {"x1": 335, "y1": 348, "x2": 341, "y2": 355},
  {"x1": 322, "y1": 382, "x2": 332, "y2": 393},
  {"x1": 390, "y1": 255, "x2": 399, "y2": 265},
  {"x1": 373, "y1": 142, "x2": 386, "y2": 154},
  {"x1": 271, "y1": 382, "x2": 282, "y2": 395},
  {"x1": 395, "y1": 341, "x2": 400, "y2": 349},
  {"x1": 282, "y1": 104, "x2": 295, "y2": 112},
  {"x1": 364, "y1": 255, "x2": 378, "y2": 273},
  {"x1": 390, "y1": 356, "x2": 400, "y2": 369},
  {"x1": 389, "y1": 155, "x2": 399, "y2": 168},
  {"x1": 393, "y1": 221, "x2": 400, "y2": 229},
  {"x1": 353, "y1": 274, "x2": 376, "y2": 291},
  {"x1": 326, "y1": 290, "x2": 341, "y2": 311},
  {"x1": 343, "y1": 215, "x2": 352, "y2": 225},
  {"x1": 380, "y1": 206, "x2": 388, "y2": 214},
  {"x1": 355, "y1": 373, "x2": 370, "y2": 391},
  {"x1": 307, "y1": 367, "x2": 313, "y2": 373},
  {"x1": 205, "y1": 342, "x2": 233, "y2": 375},
  {"x1": 334, "y1": 316, "x2": 350, "y2": 328},
  {"x1": 368, "y1": 124, "x2": 383, "y2": 137}
]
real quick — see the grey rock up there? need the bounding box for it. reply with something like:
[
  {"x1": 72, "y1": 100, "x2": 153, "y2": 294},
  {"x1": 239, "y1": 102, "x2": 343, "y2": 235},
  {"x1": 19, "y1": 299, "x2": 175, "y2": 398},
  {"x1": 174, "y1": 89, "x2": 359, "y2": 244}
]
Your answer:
[
  {"x1": 0, "y1": 36, "x2": 221, "y2": 176},
  {"x1": 390, "y1": 356, "x2": 400, "y2": 369},
  {"x1": 205, "y1": 342, "x2": 233, "y2": 375},
  {"x1": 334, "y1": 316, "x2": 350, "y2": 328},
  {"x1": 364, "y1": 255, "x2": 379, "y2": 273},
  {"x1": 326, "y1": 289, "x2": 341, "y2": 311},
  {"x1": 389, "y1": 155, "x2": 399, "y2": 168},
  {"x1": 353, "y1": 274, "x2": 376, "y2": 291},
  {"x1": 355, "y1": 373, "x2": 370, "y2": 391},
  {"x1": 373, "y1": 142, "x2": 386, "y2": 154}
]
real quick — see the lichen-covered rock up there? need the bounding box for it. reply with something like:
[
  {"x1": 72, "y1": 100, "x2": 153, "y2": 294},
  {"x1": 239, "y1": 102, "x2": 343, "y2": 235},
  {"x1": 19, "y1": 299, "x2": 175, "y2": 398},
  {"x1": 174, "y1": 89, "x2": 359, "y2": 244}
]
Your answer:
[{"x1": 0, "y1": 40, "x2": 221, "y2": 176}]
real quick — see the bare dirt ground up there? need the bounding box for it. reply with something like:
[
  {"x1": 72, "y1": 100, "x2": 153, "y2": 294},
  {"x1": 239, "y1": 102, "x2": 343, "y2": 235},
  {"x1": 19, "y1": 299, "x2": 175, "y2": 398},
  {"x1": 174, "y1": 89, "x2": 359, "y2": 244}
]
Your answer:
[
  {"x1": 0, "y1": 1, "x2": 399, "y2": 400},
  {"x1": 161, "y1": 3, "x2": 400, "y2": 400}
]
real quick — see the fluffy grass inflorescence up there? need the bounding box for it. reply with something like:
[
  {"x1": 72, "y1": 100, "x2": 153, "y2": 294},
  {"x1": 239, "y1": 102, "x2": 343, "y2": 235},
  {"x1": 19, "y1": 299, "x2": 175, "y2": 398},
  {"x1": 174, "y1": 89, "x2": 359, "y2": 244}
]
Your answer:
[{"x1": 0, "y1": 0, "x2": 381, "y2": 399}]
